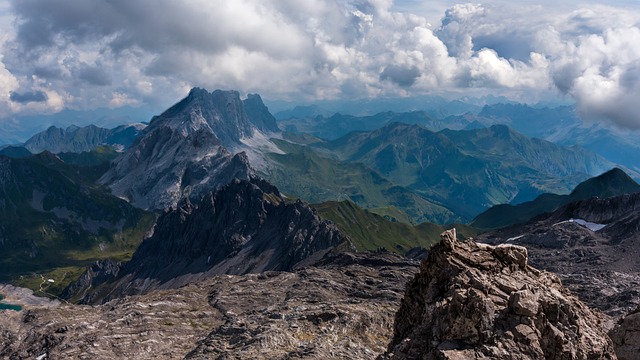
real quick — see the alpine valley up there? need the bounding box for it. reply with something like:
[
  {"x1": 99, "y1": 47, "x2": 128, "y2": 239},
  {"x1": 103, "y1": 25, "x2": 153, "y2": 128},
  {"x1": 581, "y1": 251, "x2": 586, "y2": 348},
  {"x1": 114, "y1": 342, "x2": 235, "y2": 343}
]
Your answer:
[{"x1": 1, "y1": 88, "x2": 640, "y2": 359}]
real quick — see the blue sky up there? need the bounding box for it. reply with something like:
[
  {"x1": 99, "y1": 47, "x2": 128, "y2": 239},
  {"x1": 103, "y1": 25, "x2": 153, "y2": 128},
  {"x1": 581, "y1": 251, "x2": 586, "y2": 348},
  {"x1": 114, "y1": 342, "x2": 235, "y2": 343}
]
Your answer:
[{"x1": 1, "y1": 0, "x2": 640, "y2": 129}]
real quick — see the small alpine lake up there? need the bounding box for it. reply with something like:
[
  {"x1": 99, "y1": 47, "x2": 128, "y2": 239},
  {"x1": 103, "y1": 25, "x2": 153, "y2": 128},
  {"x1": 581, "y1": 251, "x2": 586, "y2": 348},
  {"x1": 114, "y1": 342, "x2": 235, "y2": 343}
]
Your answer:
[{"x1": 0, "y1": 294, "x2": 22, "y2": 311}]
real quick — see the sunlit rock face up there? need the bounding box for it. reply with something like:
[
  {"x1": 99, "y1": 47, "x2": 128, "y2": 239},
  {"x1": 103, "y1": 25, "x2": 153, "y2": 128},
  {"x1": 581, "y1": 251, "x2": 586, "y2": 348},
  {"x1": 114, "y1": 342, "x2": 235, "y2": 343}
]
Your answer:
[{"x1": 382, "y1": 229, "x2": 617, "y2": 360}]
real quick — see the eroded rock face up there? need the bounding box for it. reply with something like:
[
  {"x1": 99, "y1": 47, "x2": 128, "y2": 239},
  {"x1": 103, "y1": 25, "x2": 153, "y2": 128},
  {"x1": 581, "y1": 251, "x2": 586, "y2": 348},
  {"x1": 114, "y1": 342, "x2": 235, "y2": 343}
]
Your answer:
[
  {"x1": 609, "y1": 306, "x2": 640, "y2": 360},
  {"x1": 382, "y1": 229, "x2": 617, "y2": 360}
]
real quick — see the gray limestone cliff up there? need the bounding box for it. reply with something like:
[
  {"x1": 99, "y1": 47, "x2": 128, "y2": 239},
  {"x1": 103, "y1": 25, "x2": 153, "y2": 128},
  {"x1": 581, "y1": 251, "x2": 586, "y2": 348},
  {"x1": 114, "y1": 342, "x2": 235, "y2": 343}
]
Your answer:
[{"x1": 99, "y1": 88, "x2": 278, "y2": 210}]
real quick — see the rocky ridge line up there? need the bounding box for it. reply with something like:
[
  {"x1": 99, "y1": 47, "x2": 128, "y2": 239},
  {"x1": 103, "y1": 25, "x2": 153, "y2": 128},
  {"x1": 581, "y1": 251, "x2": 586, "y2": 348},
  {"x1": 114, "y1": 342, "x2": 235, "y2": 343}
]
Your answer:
[{"x1": 69, "y1": 178, "x2": 353, "y2": 303}]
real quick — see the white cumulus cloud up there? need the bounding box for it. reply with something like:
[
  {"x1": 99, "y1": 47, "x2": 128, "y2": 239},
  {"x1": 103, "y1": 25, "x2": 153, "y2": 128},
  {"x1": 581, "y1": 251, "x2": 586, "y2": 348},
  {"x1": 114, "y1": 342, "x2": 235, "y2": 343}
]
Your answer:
[{"x1": 0, "y1": 0, "x2": 638, "y2": 128}]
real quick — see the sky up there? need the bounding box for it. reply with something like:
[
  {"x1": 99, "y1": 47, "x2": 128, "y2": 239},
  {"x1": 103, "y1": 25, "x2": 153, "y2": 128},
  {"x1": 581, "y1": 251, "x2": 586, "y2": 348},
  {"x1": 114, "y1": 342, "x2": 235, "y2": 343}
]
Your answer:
[{"x1": 1, "y1": 0, "x2": 640, "y2": 129}]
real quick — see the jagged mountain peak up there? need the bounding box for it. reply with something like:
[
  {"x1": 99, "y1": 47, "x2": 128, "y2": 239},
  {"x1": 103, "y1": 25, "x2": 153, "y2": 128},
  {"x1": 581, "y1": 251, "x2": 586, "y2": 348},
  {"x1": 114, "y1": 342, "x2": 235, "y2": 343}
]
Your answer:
[
  {"x1": 243, "y1": 93, "x2": 279, "y2": 133},
  {"x1": 99, "y1": 87, "x2": 282, "y2": 210},
  {"x1": 150, "y1": 87, "x2": 278, "y2": 144},
  {"x1": 71, "y1": 178, "x2": 352, "y2": 303},
  {"x1": 149, "y1": 87, "x2": 253, "y2": 145}
]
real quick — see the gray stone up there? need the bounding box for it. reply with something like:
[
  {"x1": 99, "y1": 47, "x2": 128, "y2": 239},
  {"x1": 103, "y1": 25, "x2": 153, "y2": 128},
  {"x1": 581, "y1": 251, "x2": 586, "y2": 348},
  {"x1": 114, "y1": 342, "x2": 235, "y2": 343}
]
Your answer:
[{"x1": 381, "y1": 231, "x2": 618, "y2": 360}]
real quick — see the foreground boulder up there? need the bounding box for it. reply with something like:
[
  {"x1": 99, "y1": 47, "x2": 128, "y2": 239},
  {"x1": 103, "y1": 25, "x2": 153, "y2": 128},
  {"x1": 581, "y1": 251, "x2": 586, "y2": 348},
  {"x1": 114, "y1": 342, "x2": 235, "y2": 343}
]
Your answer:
[{"x1": 382, "y1": 229, "x2": 617, "y2": 359}]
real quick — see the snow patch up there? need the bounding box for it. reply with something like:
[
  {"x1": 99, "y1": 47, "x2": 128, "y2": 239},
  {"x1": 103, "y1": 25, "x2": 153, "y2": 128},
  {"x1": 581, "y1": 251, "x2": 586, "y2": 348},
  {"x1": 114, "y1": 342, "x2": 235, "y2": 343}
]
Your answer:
[
  {"x1": 232, "y1": 130, "x2": 283, "y2": 171},
  {"x1": 553, "y1": 218, "x2": 606, "y2": 232},
  {"x1": 506, "y1": 235, "x2": 525, "y2": 242},
  {"x1": 239, "y1": 131, "x2": 284, "y2": 155}
]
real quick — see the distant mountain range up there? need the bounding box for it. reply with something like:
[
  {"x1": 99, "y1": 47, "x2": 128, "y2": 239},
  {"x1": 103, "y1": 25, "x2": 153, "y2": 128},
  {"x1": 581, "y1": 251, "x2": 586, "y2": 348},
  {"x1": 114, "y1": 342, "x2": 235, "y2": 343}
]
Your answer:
[
  {"x1": 277, "y1": 111, "x2": 469, "y2": 140},
  {"x1": 22, "y1": 123, "x2": 145, "y2": 154},
  {"x1": 280, "y1": 102, "x2": 640, "y2": 174},
  {"x1": 0, "y1": 106, "x2": 155, "y2": 146},
  {"x1": 10, "y1": 88, "x2": 636, "y2": 225}
]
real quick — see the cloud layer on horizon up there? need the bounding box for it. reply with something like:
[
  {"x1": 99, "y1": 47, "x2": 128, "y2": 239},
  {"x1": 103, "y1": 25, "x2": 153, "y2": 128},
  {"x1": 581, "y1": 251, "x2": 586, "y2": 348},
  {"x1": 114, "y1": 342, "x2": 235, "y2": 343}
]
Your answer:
[{"x1": 0, "y1": 0, "x2": 639, "y2": 128}]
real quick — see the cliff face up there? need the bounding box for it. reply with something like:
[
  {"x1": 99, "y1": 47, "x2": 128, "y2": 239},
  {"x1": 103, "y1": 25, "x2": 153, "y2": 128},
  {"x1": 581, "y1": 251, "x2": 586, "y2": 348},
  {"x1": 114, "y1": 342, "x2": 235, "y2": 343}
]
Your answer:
[{"x1": 383, "y1": 229, "x2": 617, "y2": 360}]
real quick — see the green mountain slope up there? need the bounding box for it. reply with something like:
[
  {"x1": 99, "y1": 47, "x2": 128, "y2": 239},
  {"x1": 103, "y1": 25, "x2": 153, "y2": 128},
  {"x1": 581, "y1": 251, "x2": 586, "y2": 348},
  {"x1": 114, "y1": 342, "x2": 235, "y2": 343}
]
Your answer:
[
  {"x1": 313, "y1": 200, "x2": 441, "y2": 253},
  {"x1": 313, "y1": 200, "x2": 478, "y2": 254},
  {"x1": 0, "y1": 152, "x2": 154, "y2": 293},
  {"x1": 471, "y1": 168, "x2": 640, "y2": 229},
  {"x1": 263, "y1": 139, "x2": 457, "y2": 224},
  {"x1": 320, "y1": 123, "x2": 613, "y2": 220}
]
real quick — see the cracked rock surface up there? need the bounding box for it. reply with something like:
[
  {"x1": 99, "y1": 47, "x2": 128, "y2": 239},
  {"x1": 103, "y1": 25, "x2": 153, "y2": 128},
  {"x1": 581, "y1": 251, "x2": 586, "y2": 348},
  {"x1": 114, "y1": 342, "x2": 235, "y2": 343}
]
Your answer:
[
  {"x1": 609, "y1": 306, "x2": 640, "y2": 360},
  {"x1": 382, "y1": 229, "x2": 617, "y2": 360},
  {"x1": 0, "y1": 252, "x2": 417, "y2": 359}
]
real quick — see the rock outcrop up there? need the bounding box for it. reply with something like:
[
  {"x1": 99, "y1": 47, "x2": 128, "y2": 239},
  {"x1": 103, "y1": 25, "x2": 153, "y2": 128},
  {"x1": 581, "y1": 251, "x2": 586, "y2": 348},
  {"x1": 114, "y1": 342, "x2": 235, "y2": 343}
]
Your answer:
[
  {"x1": 383, "y1": 229, "x2": 617, "y2": 359},
  {"x1": 609, "y1": 306, "x2": 640, "y2": 360}
]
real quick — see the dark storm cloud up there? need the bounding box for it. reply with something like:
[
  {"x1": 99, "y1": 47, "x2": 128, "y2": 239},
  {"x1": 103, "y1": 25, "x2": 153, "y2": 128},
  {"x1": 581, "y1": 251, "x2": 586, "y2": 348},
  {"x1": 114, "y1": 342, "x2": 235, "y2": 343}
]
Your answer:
[
  {"x1": 380, "y1": 65, "x2": 421, "y2": 87},
  {"x1": 78, "y1": 65, "x2": 112, "y2": 86},
  {"x1": 9, "y1": 90, "x2": 48, "y2": 103},
  {"x1": 9, "y1": 0, "x2": 301, "y2": 60}
]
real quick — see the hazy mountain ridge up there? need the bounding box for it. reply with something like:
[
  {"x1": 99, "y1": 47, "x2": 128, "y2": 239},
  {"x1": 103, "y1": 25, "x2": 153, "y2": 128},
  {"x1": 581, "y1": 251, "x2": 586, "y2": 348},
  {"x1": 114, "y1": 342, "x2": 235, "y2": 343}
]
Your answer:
[
  {"x1": 262, "y1": 138, "x2": 459, "y2": 224},
  {"x1": 459, "y1": 103, "x2": 640, "y2": 173},
  {"x1": 316, "y1": 122, "x2": 615, "y2": 221},
  {"x1": 23, "y1": 123, "x2": 146, "y2": 154},
  {"x1": 278, "y1": 110, "x2": 470, "y2": 140},
  {"x1": 0, "y1": 106, "x2": 155, "y2": 146}
]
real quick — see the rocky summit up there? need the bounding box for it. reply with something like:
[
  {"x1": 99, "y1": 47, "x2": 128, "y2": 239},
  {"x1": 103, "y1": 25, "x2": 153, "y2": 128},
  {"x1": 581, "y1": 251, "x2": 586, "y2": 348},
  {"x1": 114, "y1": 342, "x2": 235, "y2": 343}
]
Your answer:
[
  {"x1": 99, "y1": 88, "x2": 279, "y2": 210},
  {"x1": 382, "y1": 229, "x2": 617, "y2": 359}
]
